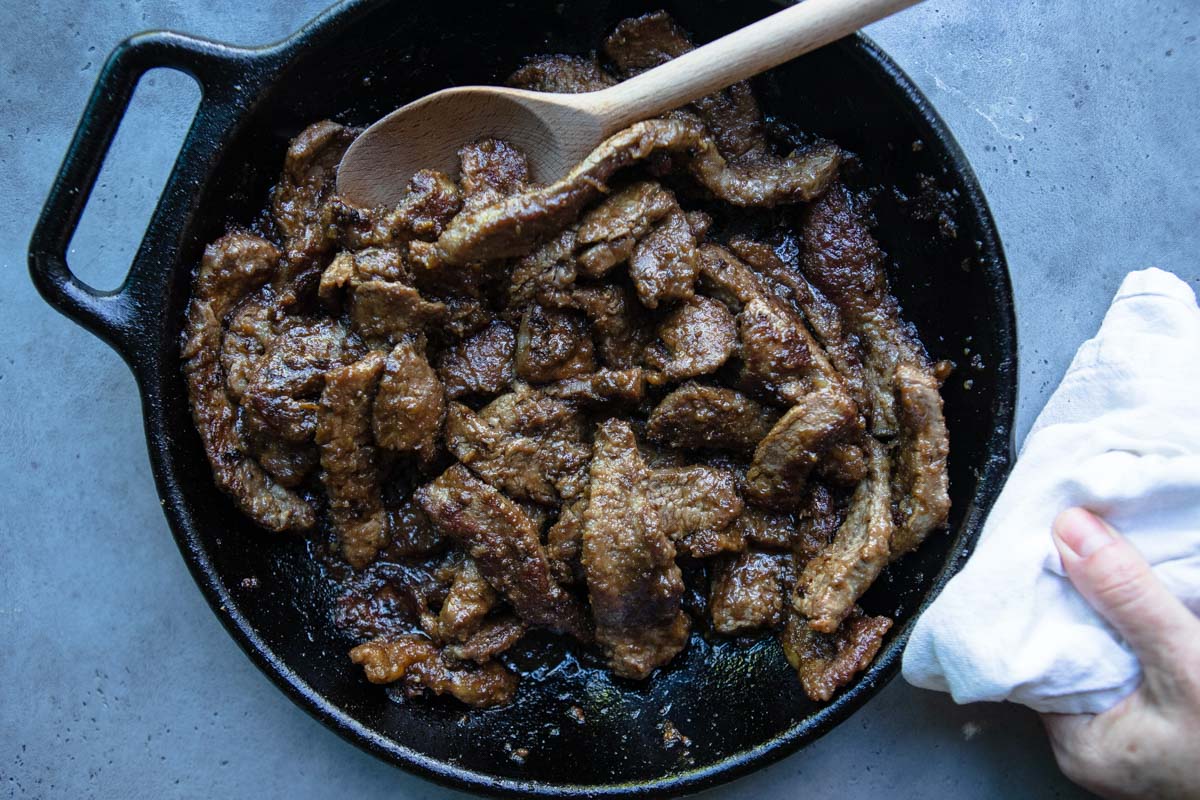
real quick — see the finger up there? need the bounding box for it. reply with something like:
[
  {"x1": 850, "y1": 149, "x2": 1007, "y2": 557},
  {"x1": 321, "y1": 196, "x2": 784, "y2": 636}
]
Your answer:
[{"x1": 1052, "y1": 508, "x2": 1200, "y2": 672}]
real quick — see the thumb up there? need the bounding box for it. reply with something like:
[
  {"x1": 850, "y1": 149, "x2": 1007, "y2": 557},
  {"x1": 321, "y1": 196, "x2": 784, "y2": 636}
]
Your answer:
[{"x1": 1052, "y1": 507, "x2": 1199, "y2": 674}]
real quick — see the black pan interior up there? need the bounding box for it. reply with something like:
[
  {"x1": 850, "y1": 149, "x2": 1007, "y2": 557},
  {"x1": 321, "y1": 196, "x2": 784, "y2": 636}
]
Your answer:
[{"x1": 144, "y1": 0, "x2": 1015, "y2": 795}]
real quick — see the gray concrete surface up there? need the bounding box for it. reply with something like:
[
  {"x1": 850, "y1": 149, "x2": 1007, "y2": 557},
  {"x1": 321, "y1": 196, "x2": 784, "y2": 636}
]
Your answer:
[{"x1": 2, "y1": 1, "x2": 1196, "y2": 797}]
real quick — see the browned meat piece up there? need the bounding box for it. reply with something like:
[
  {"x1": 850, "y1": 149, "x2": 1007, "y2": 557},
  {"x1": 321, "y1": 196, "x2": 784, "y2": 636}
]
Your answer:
[
  {"x1": 272, "y1": 120, "x2": 355, "y2": 273},
  {"x1": 350, "y1": 280, "x2": 448, "y2": 342},
  {"x1": 646, "y1": 382, "x2": 778, "y2": 451},
  {"x1": 391, "y1": 169, "x2": 463, "y2": 241},
  {"x1": 507, "y1": 229, "x2": 579, "y2": 311},
  {"x1": 781, "y1": 607, "x2": 892, "y2": 701},
  {"x1": 735, "y1": 507, "x2": 797, "y2": 551},
  {"x1": 629, "y1": 208, "x2": 699, "y2": 308},
  {"x1": 430, "y1": 557, "x2": 497, "y2": 642},
  {"x1": 542, "y1": 368, "x2": 646, "y2": 406},
  {"x1": 350, "y1": 636, "x2": 518, "y2": 708},
  {"x1": 515, "y1": 304, "x2": 596, "y2": 383},
  {"x1": 220, "y1": 288, "x2": 282, "y2": 402},
  {"x1": 430, "y1": 118, "x2": 839, "y2": 267},
  {"x1": 316, "y1": 352, "x2": 389, "y2": 568},
  {"x1": 445, "y1": 390, "x2": 590, "y2": 505},
  {"x1": 800, "y1": 182, "x2": 935, "y2": 436},
  {"x1": 547, "y1": 498, "x2": 586, "y2": 586},
  {"x1": 574, "y1": 181, "x2": 676, "y2": 277},
  {"x1": 745, "y1": 388, "x2": 860, "y2": 508},
  {"x1": 335, "y1": 571, "x2": 430, "y2": 642},
  {"x1": 698, "y1": 244, "x2": 852, "y2": 408},
  {"x1": 371, "y1": 339, "x2": 445, "y2": 462},
  {"x1": 889, "y1": 364, "x2": 951, "y2": 557},
  {"x1": 643, "y1": 296, "x2": 737, "y2": 381},
  {"x1": 604, "y1": 11, "x2": 766, "y2": 159},
  {"x1": 318, "y1": 248, "x2": 407, "y2": 304},
  {"x1": 710, "y1": 550, "x2": 792, "y2": 634},
  {"x1": 582, "y1": 420, "x2": 690, "y2": 678},
  {"x1": 249, "y1": 434, "x2": 318, "y2": 488},
  {"x1": 729, "y1": 235, "x2": 868, "y2": 410},
  {"x1": 181, "y1": 233, "x2": 315, "y2": 532},
  {"x1": 648, "y1": 465, "x2": 745, "y2": 558},
  {"x1": 458, "y1": 139, "x2": 532, "y2": 212},
  {"x1": 686, "y1": 210, "x2": 713, "y2": 240},
  {"x1": 384, "y1": 496, "x2": 443, "y2": 558},
  {"x1": 795, "y1": 438, "x2": 893, "y2": 632},
  {"x1": 444, "y1": 616, "x2": 527, "y2": 663},
  {"x1": 794, "y1": 484, "x2": 845, "y2": 563},
  {"x1": 319, "y1": 249, "x2": 448, "y2": 342},
  {"x1": 436, "y1": 321, "x2": 515, "y2": 400},
  {"x1": 508, "y1": 54, "x2": 617, "y2": 94},
  {"x1": 242, "y1": 319, "x2": 359, "y2": 442},
  {"x1": 539, "y1": 284, "x2": 651, "y2": 369},
  {"x1": 817, "y1": 441, "x2": 869, "y2": 486},
  {"x1": 418, "y1": 465, "x2": 588, "y2": 637}
]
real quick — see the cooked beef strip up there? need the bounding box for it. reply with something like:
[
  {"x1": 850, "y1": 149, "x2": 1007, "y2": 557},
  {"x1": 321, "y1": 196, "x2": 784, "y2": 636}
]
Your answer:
[
  {"x1": 729, "y1": 235, "x2": 868, "y2": 411},
  {"x1": 436, "y1": 320, "x2": 516, "y2": 400},
  {"x1": 646, "y1": 382, "x2": 779, "y2": 451},
  {"x1": 429, "y1": 118, "x2": 840, "y2": 267},
  {"x1": 781, "y1": 606, "x2": 892, "y2": 702},
  {"x1": 735, "y1": 507, "x2": 798, "y2": 551},
  {"x1": 539, "y1": 283, "x2": 652, "y2": 369},
  {"x1": 430, "y1": 557, "x2": 497, "y2": 642},
  {"x1": 542, "y1": 368, "x2": 647, "y2": 406},
  {"x1": 507, "y1": 53, "x2": 617, "y2": 94},
  {"x1": 391, "y1": 169, "x2": 463, "y2": 241},
  {"x1": 628, "y1": 208, "x2": 699, "y2": 308},
  {"x1": 335, "y1": 570, "x2": 429, "y2": 642},
  {"x1": 649, "y1": 465, "x2": 745, "y2": 558},
  {"x1": 508, "y1": 229, "x2": 579, "y2": 312},
  {"x1": 643, "y1": 295, "x2": 737, "y2": 381},
  {"x1": 795, "y1": 438, "x2": 893, "y2": 633},
  {"x1": 574, "y1": 181, "x2": 677, "y2": 277},
  {"x1": 445, "y1": 390, "x2": 590, "y2": 505},
  {"x1": 418, "y1": 465, "x2": 588, "y2": 638},
  {"x1": 889, "y1": 363, "x2": 951, "y2": 557},
  {"x1": 249, "y1": 433, "x2": 318, "y2": 489},
  {"x1": 182, "y1": 232, "x2": 315, "y2": 532},
  {"x1": 582, "y1": 420, "x2": 690, "y2": 679},
  {"x1": 710, "y1": 550, "x2": 793, "y2": 634},
  {"x1": 220, "y1": 287, "x2": 283, "y2": 402},
  {"x1": 350, "y1": 636, "x2": 518, "y2": 708},
  {"x1": 799, "y1": 181, "x2": 934, "y2": 436},
  {"x1": 817, "y1": 440, "x2": 869, "y2": 486},
  {"x1": 372, "y1": 339, "x2": 445, "y2": 462},
  {"x1": 444, "y1": 616, "x2": 527, "y2": 663},
  {"x1": 794, "y1": 483, "x2": 845, "y2": 563},
  {"x1": 242, "y1": 319, "x2": 359, "y2": 442},
  {"x1": 383, "y1": 496, "x2": 443, "y2": 558},
  {"x1": 271, "y1": 120, "x2": 355, "y2": 283},
  {"x1": 317, "y1": 352, "x2": 390, "y2": 568},
  {"x1": 349, "y1": 280, "x2": 449, "y2": 343},
  {"x1": 458, "y1": 138, "x2": 532, "y2": 213},
  {"x1": 603, "y1": 11, "x2": 767, "y2": 159},
  {"x1": 745, "y1": 388, "x2": 860, "y2": 509},
  {"x1": 547, "y1": 497, "x2": 586, "y2": 586},
  {"x1": 515, "y1": 304, "x2": 596, "y2": 383}
]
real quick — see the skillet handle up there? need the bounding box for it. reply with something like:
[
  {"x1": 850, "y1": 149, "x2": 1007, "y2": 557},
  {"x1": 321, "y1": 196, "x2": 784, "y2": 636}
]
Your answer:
[{"x1": 28, "y1": 31, "x2": 251, "y2": 356}]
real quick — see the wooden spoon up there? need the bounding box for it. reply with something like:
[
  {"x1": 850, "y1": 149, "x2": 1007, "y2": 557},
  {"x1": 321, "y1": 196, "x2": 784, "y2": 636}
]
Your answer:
[{"x1": 337, "y1": 0, "x2": 920, "y2": 208}]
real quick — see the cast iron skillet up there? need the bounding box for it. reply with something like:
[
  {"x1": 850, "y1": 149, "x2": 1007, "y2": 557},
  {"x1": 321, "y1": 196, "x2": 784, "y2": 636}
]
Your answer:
[{"x1": 29, "y1": 1, "x2": 1016, "y2": 795}]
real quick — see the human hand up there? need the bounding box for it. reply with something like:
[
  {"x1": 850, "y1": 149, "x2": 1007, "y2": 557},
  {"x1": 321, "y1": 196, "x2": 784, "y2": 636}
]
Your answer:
[{"x1": 1042, "y1": 507, "x2": 1200, "y2": 800}]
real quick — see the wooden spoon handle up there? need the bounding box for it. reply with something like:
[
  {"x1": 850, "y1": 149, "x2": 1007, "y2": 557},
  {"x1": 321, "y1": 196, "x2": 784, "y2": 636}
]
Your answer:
[{"x1": 588, "y1": 0, "x2": 922, "y2": 135}]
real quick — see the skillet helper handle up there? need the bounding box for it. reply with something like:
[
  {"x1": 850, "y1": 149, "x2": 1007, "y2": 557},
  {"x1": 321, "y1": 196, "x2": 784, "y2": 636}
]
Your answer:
[{"x1": 28, "y1": 31, "x2": 244, "y2": 354}]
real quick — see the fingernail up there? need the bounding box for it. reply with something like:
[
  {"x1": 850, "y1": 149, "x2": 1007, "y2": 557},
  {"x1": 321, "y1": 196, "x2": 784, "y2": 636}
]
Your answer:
[{"x1": 1053, "y1": 508, "x2": 1116, "y2": 559}]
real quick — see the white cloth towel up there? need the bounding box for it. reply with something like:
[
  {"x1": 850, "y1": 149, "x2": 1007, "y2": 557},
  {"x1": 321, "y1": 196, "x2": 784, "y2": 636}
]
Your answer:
[{"x1": 902, "y1": 268, "x2": 1200, "y2": 714}]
